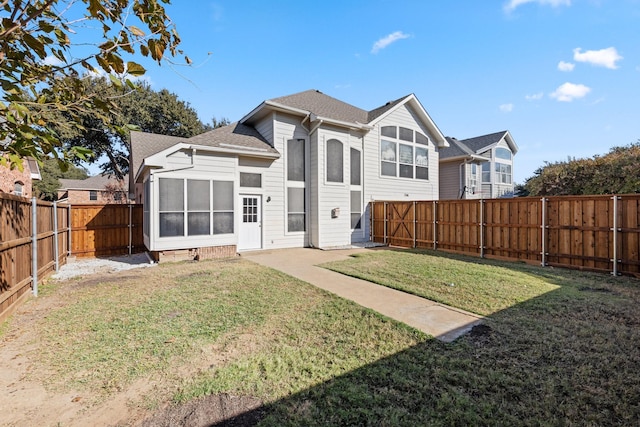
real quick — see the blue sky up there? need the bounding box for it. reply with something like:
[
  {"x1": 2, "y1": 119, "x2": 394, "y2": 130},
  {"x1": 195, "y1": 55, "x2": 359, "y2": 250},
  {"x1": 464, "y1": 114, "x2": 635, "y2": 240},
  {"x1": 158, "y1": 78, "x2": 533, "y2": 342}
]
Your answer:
[{"x1": 113, "y1": 0, "x2": 639, "y2": 183}]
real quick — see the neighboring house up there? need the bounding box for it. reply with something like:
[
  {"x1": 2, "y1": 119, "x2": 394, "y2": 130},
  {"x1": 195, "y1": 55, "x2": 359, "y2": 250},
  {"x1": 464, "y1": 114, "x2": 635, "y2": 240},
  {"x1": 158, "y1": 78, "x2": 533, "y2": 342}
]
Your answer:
[
  {"x1": 58, "y1": 174, "x2": 128, "y2": 204},
  {"x1": 130, "y1": 89, "x2": 448, "y2": 259},
  {"x1": 439, "y1": 131, "x2": 518, "y2": 199},
  {"x1": 0, "y1": 157, "x2": 41, "y2": 198}
]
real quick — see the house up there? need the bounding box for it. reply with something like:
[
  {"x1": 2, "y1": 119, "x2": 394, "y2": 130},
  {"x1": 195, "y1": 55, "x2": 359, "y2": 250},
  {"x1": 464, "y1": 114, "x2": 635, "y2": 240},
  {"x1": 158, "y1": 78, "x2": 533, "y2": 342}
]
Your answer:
[
  {"x1": 130, "y1": 89, "x2": 449, "y2": 259},
  {"x1": 58, "y1": 174, "x2": 128, "y2": 203},
  {"x1": 438, "y1": 131, "x2": 518, "y2": 199},
  {"x1": 0, "y1": 157, "x2": 41, "y2": 198}
]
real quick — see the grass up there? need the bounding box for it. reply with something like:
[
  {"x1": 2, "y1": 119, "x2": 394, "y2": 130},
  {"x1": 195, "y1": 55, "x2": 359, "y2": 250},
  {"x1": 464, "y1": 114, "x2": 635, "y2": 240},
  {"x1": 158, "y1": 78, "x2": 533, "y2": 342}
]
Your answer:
[
  {"x1": 23, "y1": 250, "x2": 640, "y2": 425},
  {"x1": 320, "y1": 248, "x2": 626, "y2": 315}
]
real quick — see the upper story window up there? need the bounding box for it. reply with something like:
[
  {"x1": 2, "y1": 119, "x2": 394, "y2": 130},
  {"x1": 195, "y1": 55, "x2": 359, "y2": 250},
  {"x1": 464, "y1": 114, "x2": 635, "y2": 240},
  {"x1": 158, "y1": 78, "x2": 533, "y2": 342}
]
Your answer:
[
  {"x1": 326, "y1": 139, "x2": 344, "y2": 183},
  {"x1": 13, "y1": 181, "x2": 23, "y2": 196},
  {"x1": 495, "y1": 147, "x2": 512, "y2": 160},
  {"x1": 495, "y1": 163, "x2": 512, "y2": 184},
  {"x1": 350, "y1": 148, "x2": 361, "y2": 186},
  {"x1": 287, "y1": 138, "x2": 306, "y2": 232},
  {"x1": 380, "y1": 126, "x2": 430, "y2": 180},
  {"x1": 481, "y1": 162, "x2": 491, "y2": 183},
  {"x1": 469, "y1": 164, "x2": 478, "y2": 190},
  {"x1": 89, "y1": 190, "x2": 98, "y2": 201}
]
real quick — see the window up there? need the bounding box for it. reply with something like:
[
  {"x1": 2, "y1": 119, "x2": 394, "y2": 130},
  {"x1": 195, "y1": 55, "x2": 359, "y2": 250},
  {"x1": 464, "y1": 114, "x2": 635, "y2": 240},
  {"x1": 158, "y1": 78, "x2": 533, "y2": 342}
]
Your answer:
[
  {"x1": 288, "y1": 187, "x2": 305, "y2": 232},
  {"x1": 287, "y1": 139, "x2": 306, "y2": 232},
  {"x1": 350, "y1": 190, "x2": 361, "y2": 229},
  {"x1": 188, "y1": 179, "x2": 210, "y2": 236},
  {"x1": 481, "y1": 162, "x2": 491, "y2": 183},
  {"x1": 415, "y1": 147, "x2": 428, "y2": 180},
  {"x1": 399, "y1": 127, "x2": 413, "y2": 142},
  {"x1": 212, "y1": 181, "x2": 234, "y2": 234},
  {"x1": 350, "y1": 148, "x2": 361, "y2": 186},
  {"x1": 287, "y1": 138, "x2": 305, "y2": 181},
  {"x1": 89, "y1": 190, "x2": 98, "y2": 201},
  {"x1": 143, "y1": 179, "x2": 150, "y2": 237},
  {"x1": 469, "y1": 164, "x2": 478, "y2": 191},
  {"x1": 158, "y1": 178, "x2": 233, "y2": 237},
  {"x1": 381, "y1": 126, "x2": 396, "y2": 138},
  {"x1": 159, "y1": 178, "x2": 184, "y2": 237},
  {"x1": 380, "y1": 126, "x2": 429, "y2": 180},
  {"x1": 326, "y1": 139, "x2": 343, "y2": 183},
  {"x1": 13, "y1": 182, "x2": 23, "y2": 196},
  {"x1": 495, "y1": 163, "x2": 512, "y2": 184},
  {"x1": 240, "y1": 172, "x2": 262, "y2": 188},
  {"x1": 399, "y1": 144, "x2": 413, "y2": 178},
  {"x1": 381, "y1": 140, "x2": 396, "y2": 176},
  {"x1": 495, "y1": 147, "x2": 512, "y2": 160}
]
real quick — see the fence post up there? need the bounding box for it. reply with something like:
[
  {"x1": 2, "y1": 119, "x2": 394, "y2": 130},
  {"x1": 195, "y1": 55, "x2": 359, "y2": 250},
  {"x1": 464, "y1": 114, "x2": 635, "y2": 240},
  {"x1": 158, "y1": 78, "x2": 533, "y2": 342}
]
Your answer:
[
  {"x1": 479, "y1": 199, "x2": 485, "y2": 258},
  {"x1": 432, "y1": 200, "x2": 437, "y2": 250},
  {"x1": 413, "y1": 201, "x2": 416, "y2": 248},
  {"x1": 53, "y1": 201, "x2": 59, "y2": 271},
  {"x1": 383, "y1": 202, "x2": 388, "y2": 245},
  {"x1": 611, "y1": 195, "x2": 619, "y2": 276},
  {"x1": 68, "y1": 204, "x2": 72, "y2": 257},
  {"x1": 541, "y1": 197, "x2": 547, "y2": 267},
  {"x1": 128, "y1": 203, "x2": 133, "y2": 256},
  {"x1": 31, "y1": 197, "x2": 38, "y2": 297}
]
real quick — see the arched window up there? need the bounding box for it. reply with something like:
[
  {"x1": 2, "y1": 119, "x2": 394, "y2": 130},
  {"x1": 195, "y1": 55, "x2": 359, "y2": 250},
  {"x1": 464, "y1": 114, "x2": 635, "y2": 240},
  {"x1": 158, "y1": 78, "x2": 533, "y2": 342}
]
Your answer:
[
  {"x1": 14, "y1": 181, "x2": 24, "y2": 196},
  {"x1": 495, "y1": 147, "x2": 512, "y2": 160},
  {"x1": 326, "y1": 139, "x2": 344, "y2": 183}
]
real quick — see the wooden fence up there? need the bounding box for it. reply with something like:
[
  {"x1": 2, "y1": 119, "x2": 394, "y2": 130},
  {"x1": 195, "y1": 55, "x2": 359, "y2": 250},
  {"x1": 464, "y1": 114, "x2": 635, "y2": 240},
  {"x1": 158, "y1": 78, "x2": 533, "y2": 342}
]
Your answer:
[
  {"x1": 0, "y1": 196, "x2": 143, "y2": 322},
  {"x1": 1, "y1": 194, "x2": 69, "y2": 322},
  {"x1": 371, "y1": 195, "x2": 640, "y2": 276},
  {"x1": 70, "y1": 204, "x2": 144, "y2": 258}
]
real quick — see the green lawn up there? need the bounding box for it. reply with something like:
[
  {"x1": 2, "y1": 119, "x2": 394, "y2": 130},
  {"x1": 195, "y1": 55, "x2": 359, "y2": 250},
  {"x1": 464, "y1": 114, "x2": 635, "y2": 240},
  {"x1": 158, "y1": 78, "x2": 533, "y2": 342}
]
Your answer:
[{"x1": 23, "y1": 251, "x2": 640, "y2": 425}]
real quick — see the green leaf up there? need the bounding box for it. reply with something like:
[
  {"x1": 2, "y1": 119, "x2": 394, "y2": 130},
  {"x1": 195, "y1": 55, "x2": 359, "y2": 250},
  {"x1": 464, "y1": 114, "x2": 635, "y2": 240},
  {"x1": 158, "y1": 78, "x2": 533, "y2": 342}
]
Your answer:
[
  {"x1": 126, "y1": 62, "x2": 146, "y2": 76},
  {"x1": 109, "y1": 74, "x2": 123, "y2": 88}
]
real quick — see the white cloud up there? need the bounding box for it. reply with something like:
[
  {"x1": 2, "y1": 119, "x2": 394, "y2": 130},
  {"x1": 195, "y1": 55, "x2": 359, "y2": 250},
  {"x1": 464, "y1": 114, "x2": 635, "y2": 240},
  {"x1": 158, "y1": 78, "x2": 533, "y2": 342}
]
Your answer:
[
  {"x1": 525, "y1": 92, "x2": 544, "y2": 101},
  {"x1": 371, "y1": 31, "x2": 410, "y2": 54},
  {"x1": 41, "y1": 55, "x2": 65, "y2": 67},
  {"x1": 504, "y1": 0, "x2": 570, "y2": 13},
  {"x1": 573, "y1": 47, "x2": 622, "y2": 69},
  {"x1": 499, "y1": 103, "x2": 514, "y2": 113},
  {"x1": 549, "y1": 82, "x2": 591, "y2": 102},
  {"x1": 558, "y1": 61, "x2": 575, "y2": 72}
]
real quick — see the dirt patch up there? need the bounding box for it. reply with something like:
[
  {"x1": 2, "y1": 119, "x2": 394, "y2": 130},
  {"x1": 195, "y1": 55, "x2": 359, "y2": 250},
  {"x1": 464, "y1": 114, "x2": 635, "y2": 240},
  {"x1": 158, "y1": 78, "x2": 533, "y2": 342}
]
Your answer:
[{"x1": 140, "y1": 394, "x2": 265, "y2": 427}]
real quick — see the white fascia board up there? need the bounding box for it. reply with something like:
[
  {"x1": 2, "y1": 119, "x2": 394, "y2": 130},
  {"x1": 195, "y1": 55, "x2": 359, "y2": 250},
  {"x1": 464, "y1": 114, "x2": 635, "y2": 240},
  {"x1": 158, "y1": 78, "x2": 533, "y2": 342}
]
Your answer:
[
  {"x1": 188, "y1": 144, "x2": 280, "y2": 159},
  {"x1": 439, "y1": 154, "x2": 489, "y2": 163},
  {"x1": 241, "y1": 100, "x2": 309, "y2": 124},
  {"x1": 503, "y1": 130, "x2": 519, "y2": 154}
]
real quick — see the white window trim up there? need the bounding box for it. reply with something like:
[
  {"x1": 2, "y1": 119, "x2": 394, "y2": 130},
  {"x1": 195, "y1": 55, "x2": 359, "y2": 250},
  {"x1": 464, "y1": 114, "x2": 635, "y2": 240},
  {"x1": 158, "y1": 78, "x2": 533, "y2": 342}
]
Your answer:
[
  {"x1": 379, "y1": 126, "x2": 431, "y2": 181},
  {"x1": 284, "y1": 137, "x2": 308, "y2": 235}
]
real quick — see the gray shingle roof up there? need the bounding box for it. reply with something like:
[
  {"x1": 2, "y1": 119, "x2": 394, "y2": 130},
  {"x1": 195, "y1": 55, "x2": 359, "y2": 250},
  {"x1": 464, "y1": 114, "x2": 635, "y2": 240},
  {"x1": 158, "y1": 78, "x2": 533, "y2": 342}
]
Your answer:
[
  {"x1": 60, "y1": 174, "x2": 127, "y2": 191},
  {"x1": 460, "y1": 131, "x2": 509, "y2": 153},
  {"x1": 439, "y1": 131, "x2": 509, "y2": 159},
  {"x1": 270, "y1": 90, "x2": 369, "y2": 124},
  {"x1": 188, "y1": 122, "x2": 276, "y2": 153},
  {"x1": 367, "y1": 95, "x2": 412, "y2": 123},
  {"x1": 130, "y1": 131, "x2": 185, "y2": 181},
  {"x1": 129, "y1": 123, "x2": 279, "y2": 185}
]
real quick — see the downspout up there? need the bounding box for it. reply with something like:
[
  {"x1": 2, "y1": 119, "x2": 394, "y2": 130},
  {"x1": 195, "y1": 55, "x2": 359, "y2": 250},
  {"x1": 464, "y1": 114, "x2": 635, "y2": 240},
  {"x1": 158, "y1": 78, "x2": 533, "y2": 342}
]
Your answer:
[
  {"x1": 309, "y1": 119, "x2": 324, "y2": 136},
  {"x1": 300, "y1": 113, "x2": 311, "y2": 132},
  {"x1": 459, "y1": 160, "x2": 467, "y2": 199}
]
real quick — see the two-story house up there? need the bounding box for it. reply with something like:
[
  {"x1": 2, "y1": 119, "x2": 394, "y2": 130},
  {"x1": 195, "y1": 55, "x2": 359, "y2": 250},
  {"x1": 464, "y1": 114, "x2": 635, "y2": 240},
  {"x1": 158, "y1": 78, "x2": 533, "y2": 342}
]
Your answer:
[
  {"x1": 439, "y1": 131, "x2": 518, "y2": 199},
  {"x1": 130, "y1": 89, "x2": 449, "y2": 259},
  {"x1": 0, "y1": 157, "x2": 41, "y2": 198}
]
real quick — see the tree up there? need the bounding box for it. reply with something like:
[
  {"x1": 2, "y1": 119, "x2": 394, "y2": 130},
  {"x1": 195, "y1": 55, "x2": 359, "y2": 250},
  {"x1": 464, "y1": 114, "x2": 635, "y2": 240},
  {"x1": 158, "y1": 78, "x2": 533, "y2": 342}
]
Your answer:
[
  {"x1": 0, "y1": 0, "x2": 186, "y2": 169},
  {"x1": 523, "y1": 142, "x2": 640, "y2": 196},
  {"x1": 33, "y1": 155, "x2": 87, "y2": 200},
  {"x1": 53, "y1": 77, "x2": 208, "y2": 177}
]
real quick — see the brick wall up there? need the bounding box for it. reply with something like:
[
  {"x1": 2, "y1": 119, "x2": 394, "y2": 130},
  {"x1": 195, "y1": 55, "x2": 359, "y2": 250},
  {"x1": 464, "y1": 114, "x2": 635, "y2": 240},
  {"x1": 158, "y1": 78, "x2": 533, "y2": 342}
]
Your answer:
[
  {"x1": 61, "y1": 189, "x2": 128, "y2": 204},
  {"x1": 0, "y1": 159, "x2": 33, "y2": 198}
]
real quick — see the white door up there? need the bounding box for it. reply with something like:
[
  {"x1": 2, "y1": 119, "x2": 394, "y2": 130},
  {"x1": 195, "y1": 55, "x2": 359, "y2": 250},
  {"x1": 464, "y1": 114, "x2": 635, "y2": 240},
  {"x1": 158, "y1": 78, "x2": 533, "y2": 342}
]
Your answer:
[{"x1": 238, "y1": 195, "x2": 262, "y2": 251}]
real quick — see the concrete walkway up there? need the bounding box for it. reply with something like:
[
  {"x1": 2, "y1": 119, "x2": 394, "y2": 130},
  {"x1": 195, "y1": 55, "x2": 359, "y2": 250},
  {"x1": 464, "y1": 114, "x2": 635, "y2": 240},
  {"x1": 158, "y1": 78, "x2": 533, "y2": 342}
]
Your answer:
[{"x1": 242, "y1": 247, "x2": 483, "y2": 342}]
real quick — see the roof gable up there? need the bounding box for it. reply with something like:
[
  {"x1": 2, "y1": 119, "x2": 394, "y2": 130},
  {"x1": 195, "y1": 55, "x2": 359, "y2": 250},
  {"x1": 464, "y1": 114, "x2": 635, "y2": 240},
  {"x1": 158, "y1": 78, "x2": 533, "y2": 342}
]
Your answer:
[{"x1": 439, "y1": 130, "x2": 519, "y2": 160}]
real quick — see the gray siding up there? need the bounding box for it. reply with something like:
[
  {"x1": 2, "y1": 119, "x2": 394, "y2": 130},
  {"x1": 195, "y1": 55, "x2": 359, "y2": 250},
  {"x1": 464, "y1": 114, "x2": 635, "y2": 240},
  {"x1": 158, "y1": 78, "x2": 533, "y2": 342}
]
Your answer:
[{"x1": 439, "y1": 162, "x2": 461, "y2": 200}]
